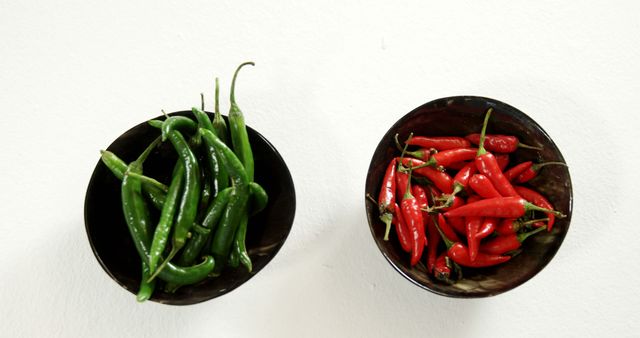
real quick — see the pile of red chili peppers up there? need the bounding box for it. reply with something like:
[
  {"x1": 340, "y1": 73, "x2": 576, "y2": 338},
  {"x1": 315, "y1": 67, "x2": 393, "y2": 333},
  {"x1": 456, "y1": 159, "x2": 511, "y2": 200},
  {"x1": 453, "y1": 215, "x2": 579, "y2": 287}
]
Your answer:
[{"x1": 371, "y1": 108, "x2": 567, "y2": 284}]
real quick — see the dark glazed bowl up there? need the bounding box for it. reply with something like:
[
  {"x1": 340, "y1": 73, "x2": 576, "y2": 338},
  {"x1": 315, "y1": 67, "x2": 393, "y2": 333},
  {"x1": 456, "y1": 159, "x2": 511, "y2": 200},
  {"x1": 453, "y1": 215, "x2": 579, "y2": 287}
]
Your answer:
[
  {"x1": 365, "y1": 96, "x2": 572, "y2": 297},
  {"x1": 85, "y1": 111, "x2": 295, "y2": 305}
]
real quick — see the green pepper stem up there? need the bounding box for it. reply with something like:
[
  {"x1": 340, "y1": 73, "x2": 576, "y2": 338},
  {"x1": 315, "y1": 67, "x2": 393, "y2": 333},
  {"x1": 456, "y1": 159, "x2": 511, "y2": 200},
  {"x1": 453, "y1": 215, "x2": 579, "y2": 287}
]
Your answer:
[
  {"x1": 134, "y1": 136, "x2": 162, "y2": 165},
  {"x1": 230, "y1": 62, "x2": 255, "y2": 105},
  {"x1": 520, "y1": 217, "x2": 549, "y2": 226},
  {"x1": 524, "y1": 201, "x2": 566, "y2": 218},
  {"x1": 517, "y1": 142, "x2": 543, "y2": 151},
  {"x1": 403, "y1": 166, "x2": 414, "y2": 200},
  {"x1": 214, "y1": 78, "x2": 220, "y2": 115},
  {"x1": 380, "y1": 212, "x2": 393, "y2": 241},
  {"x1": 517, "y1": 225, "x2": 546, "y2": 243},
  {"x1": 431, "y1": 215, "x2": 454, "y2": 249},
  {"x1": 147, "y1": 246, "x2": 179, "y2": 283},
  {"x1": 477, "y1": 107, "x2": 493, "y2": 156},
  {"x1": 127, "y1": 172, "x2": 169, "y2": 192},
  {"x1": 200, "y1": 93, "x2": 205, "y2": 111},
  {"x1": 531, "y1": 161, "x2": 568, "y2": 171}
]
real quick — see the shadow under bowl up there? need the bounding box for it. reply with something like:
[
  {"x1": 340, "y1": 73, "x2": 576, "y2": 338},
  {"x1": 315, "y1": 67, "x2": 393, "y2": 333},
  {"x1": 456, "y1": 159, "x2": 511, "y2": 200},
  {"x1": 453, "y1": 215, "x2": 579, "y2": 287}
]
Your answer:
[
  {"x1": 85, "y1": 111, "x2": 296, "y2": 305},
  {"x1": 365, "y1": 96, "x2": 572, "y2": 298}
]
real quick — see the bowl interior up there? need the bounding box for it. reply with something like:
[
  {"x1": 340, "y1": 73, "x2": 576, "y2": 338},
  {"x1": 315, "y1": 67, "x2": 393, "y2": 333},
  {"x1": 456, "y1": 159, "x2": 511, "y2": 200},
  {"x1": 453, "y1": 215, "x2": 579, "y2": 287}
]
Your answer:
[
  {"x1": 365, "y1": 96, "x2": 572, "y2": 297},
  {"x1": 85, "y1": 111, "x2": 296, "y2": 305}
]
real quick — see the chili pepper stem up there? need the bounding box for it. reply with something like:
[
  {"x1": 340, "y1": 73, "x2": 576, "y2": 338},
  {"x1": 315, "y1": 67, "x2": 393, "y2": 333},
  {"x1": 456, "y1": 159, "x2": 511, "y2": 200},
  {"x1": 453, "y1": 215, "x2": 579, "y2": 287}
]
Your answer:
[
  {"x1": 365, "y1": 193, "x2": 377, "y2": 205},
  {"x1": 533, "y1": 161, "x2": 568, "y2": 170},
  {"x1": 430, "y1": 215, "x2": 454, "y2": 249},
  {"x1": 200, "y1": 93, "x2": 205, "y2": 111},
  {"x1": 517, "y1": 225, "x2": 546, "y2": 242},
  {"x1": 517, "y1": 142, "x2": 543, "y2": 151},
  {"x1": 231, "y1": 62, "x2": 255, "y2": 104},
  {"x1": 380, "y1": 213, "x2": 393, "y2": 241},
  {"x1": 126, "y1": 173, "x2": 168, "y2": 192},
  {"x1": 215, "y1": 78, "x2": 220, "y2": 114},
  {"x1": 147, "y1": 246, "x2": 179, "y2": 283},
  {"x1": 477, "y1": 108, "x2": 493, "y2": 156},
  {"x1": 524, "y1": 201, "x2": 566, "y2": 218},
  {"x1": 521, "y1": 217, "x2": 549, "y2": 226}
]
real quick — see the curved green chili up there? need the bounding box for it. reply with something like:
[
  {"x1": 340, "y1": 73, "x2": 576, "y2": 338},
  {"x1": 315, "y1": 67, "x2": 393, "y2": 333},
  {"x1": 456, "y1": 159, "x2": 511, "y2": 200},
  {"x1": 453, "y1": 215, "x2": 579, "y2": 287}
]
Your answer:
[
  {"x1": 144, "y1": 162, "x2": 184, "y2": 274},
  {"x1": 160, "y1": 116, "x2": 198, "y2": 141},
  {"x1": 233, "y1": 214, "x2": 252, "y2": 272},
  {"x1": 199, "y1": 128, "x2": 250, "y2": 271},
  {"x1": 249, "y1": 182, "x2": 268, "y2": 216},
  {"x1": 136, "y1": 262, "x2": 155, "y2": 302},
  {"x1": 148, "y1": 128, "x2": 201, "y2": 282},
  {"x1": 228, "y1": 61, "x2": 255, "y2": 181},
  {"x1": 121, "y1": 168, "x2": 214, "y2": 285},
  {"x1": 212, "y1": 78, "x2": 230, "y2": 192},
  {"x1": 177, "y1": 186, "x2": 233, "y2": 266}
]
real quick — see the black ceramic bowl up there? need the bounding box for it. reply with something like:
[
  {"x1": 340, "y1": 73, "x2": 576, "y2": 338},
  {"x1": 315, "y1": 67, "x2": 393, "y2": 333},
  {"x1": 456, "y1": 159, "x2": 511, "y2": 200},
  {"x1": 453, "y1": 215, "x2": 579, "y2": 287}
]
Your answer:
[
  {"x1": 365, "y1": 96, "x2": 572, "y2": 297},
  {"x1": 85, "y1": 111, "x2": 295, "y2": 305}
]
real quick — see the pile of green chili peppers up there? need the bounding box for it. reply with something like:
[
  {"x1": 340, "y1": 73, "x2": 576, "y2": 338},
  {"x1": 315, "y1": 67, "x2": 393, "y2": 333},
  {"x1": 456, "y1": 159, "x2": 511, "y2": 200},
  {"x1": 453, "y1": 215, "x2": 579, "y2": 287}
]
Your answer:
[{"x1": 99, "y1": 62, "x2": 268, "y2": 302}]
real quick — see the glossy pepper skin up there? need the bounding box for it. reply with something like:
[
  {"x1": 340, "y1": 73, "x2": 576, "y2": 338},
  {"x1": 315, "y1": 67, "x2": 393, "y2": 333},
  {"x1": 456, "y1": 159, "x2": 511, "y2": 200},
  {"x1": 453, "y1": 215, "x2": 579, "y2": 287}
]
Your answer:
[
  {"x1": 378, "y1": 158, "x2": 397, "y2": 240},
  {"x1": 393, "y1": 203, "x2": 412, "y2": 252},
  {"x1": 469, "y1": 174, "x2": 503, "y2": 199},
  {"x1": 448, "y1": 243, "x2": 511, "y2": 268},
  {"x1": 433, "y1": 253, "x2": 451, "y2": 280},
  {"x1": 495, "y1": 154, "x2": 510, "y2": 172},
  {"x1": 400, "y1": 171, "x2": 425, "y2": 266},
  {"x1": 480, "y1": 226, "x2": 546, "y2": 255},
  {"x1": 514, "y1": 186, "x2": 557, "y2": 231},
  {"x1": 466, "y1": 134, "x2": 542, "y2": 153},
  {"x1": 515, "y1": 162, "x2": 568, "y2": 184},
  {"x1": 406, "y1": 136, "x2": 471, "y2": 150},
  {"x1": 399, "y1": 157, "x2": 453, "y2": 194},
  {"x1": 433, "y1": 213, "x2": 510, "y2": 268},
  {"x1": 474, "y1": 108, "x2": 520, "y2": 198},
  {"x1": 444, "y1": 196, "x2": 564, "y2": 219},
  {"x1": 411, "y1": 148, "x2": 478, "y2": 168},
  {"x1": 413, "y1": 185, "x2": 437, "y2": 271},
  {"x1": 477, "y1": 217, "x2": 498, "y2": 239},
  {"x1": 464, "y1": 195, "x2": 482, "y2": 262},
  {"x1": 504, "y1": 161, "x2": 533, "y2": 182}
]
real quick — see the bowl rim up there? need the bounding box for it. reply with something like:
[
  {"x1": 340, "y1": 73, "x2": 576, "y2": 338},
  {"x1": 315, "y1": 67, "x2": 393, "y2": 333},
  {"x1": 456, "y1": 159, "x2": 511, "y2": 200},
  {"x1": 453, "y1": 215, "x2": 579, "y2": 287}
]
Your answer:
[
  {"x1": 364, "y1": 95, "x2": 573, "y2": 298},
  {"x1": 84, "y1": 110, "x2": 296, "y2": 305}
]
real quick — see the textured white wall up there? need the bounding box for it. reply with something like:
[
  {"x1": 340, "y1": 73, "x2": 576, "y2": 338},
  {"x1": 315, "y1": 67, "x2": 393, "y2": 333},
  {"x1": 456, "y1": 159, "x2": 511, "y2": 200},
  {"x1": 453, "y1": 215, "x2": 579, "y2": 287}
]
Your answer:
[{"x1": 1, "y1": 1, "x2": 639, "y2": 337}]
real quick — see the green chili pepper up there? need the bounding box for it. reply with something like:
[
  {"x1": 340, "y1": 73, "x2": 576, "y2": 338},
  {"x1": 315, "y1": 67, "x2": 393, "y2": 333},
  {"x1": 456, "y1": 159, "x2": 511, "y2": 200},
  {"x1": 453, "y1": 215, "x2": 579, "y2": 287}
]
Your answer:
[
  {"x1": 212, "y1": 78, "x2": 230, "y2": 192},
  {"x1": 141, "y1": 162, "x2": 184, "y2": 274},
  {"x1": 233, "y1": 214, "x2": 252, "y2": 272},
  {"x1": 193, "y1": 102, "x2": 223, "y2": 203},
  {"x1": 199, "y1": 128, "x2": 250, "y2": 272},
  {"x1": 136, "y1": 262, "x2": 155, "y2": 302},
  {"x1": 121, "y1": 168, "x2": 215, "y2": 286},
  {"x1": 147, "y1": 128, "x2": 201, "y2": 282},
  {"x1": 177, "y1": 187, "x2": 233, "y2": 266},
  {"x1": 249, "y1": 182, "x2": 268, "y2": 216},
  {"x1": 228, "y1": 62, "x2": 255, "y2": 181},
  {"x1": 160, "y1": 116, "x2": 198, "y2": 141},
  {"x1": 228, "y1": 245, "x2": 240, "y2": 268}
]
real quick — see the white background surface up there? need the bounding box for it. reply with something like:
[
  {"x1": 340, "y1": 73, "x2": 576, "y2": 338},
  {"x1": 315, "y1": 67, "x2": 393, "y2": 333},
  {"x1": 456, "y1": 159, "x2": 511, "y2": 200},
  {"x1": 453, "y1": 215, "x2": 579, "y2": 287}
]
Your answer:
[{"x1": 2, "y1": 1, "x2": 640, "y2": 337}]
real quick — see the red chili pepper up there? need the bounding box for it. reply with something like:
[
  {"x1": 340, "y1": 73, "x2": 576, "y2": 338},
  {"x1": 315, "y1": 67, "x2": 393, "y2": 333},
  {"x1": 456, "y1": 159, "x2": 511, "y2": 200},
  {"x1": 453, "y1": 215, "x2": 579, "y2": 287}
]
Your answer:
[
  {"x1": 466, "y1": 133, "x2": 542, "y2": 153},
  {"x1": 412, "y1": 148, "x2": 478, "y2": 168},
  {"x1": 425, "y1": 216, "x2": 439, "y2": 272},
  {"x1": 393, "y1": 203, "x2": 412, "y2": 252},
  {"x1": 412, "y1": 185, "x2": 430, "y2": 245},
  {"x1": 515, "y1": 162, "x2": 568, "y2": 183},
  {"x1": 437, "y1": 213, "x2": 461, "y2": 243},
  {"x1": 464, "y1": 195, "x2": 482, "y2": 261},
  {"x1": 469, "y1": 174, "x2": 503, "y2": 199},
  {"x1": 399, "y1": 157, "x2": 453, "y2": 194},
  {"x1": 495, "y1": 217, "x2": 549, "y2": 236},
  {"x1": 474, "y1": 108, "x2": 520, "y2": 198},
  {"x1": 444, "y1": 162, "x2": 477, "y2": 205},
  {"x1": 433, "y1": 253, "x2": 452, "y2": 280},
  {"x1": 446, "y1": 161, "x2": 470, "y2": 170},
  {"x1": 477, "y1": 217, "x2": 498, "y2": 239},
  {"x1": 432, "y1": 214, "x2": 510, "y2": 268},
  {"x1": 395, "y1": 165, "x2": 409, "y2": 202},
  {"x1": 378, "y1": 158, "x2": 397, "y2": 240},
  {"x1": 406, "y1": 136, "x2": 471, "y2": 150},
  {"x1": 480, "y1": 226, "x2": 546, "y2": 255},
  {"x1": 400, "y1": 170, "x2": 425, "y2": 266},
  {"x1": 443, "y1": 196, "x2": 565, "y2": 219},
  {"x1": 504, "y1": 161, "x2": 533, "y2": 182},
  {"x1": 514, "y1": 186, "x2": 558, "y2": 231},
  {"x1": 496, "y1": 154, "x2": 510, "y2": 172}
]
